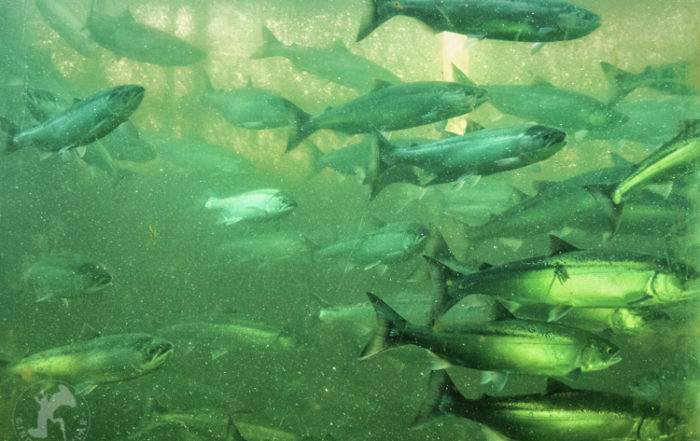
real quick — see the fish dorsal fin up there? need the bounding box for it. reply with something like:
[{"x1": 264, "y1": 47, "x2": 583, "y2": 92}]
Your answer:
[
  {"x1": 451, "y1": 63, "x2": 476, "y2": 86},
  {"x1": 478, "y1": 262, "x2": 494, "y2": 271},
  {"x1": 331, "y1": 40, "x2": 349, "y2": 52},
  {"x1": 490, "y1": 302, "x2": 516, "y2": 321},
  {"x1": 532, "y1": 76, "x2": 554, "y2": 87},
  {"x1": 532, "y1": 180, "x2": 556, "y2": 193},
  {"x1": 548, "y1": 235, "x2": 580, "y2": 256},
  {"x1": 511, "y1": 186, "x2": 531, "y2": 204},
  {"x1": 464, "y1": 120, "x2": 485, "y2": 133},
  {"x1": 546, "y1": 378, "x2": 575, "y2": 394},
  {"x1": 246, "y1": 78, "x2": 253, "y2": 88},
  {"x1": 610, "y1": 152, "x2": 633, "y2": 168},
  {"x1": 370, "y1": 79, "x2": 393, "y2": 91}
]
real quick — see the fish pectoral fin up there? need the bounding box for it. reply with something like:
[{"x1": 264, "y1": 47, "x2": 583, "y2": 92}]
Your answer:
[
  {"x1": 219, "y1": 215, "x2": 242, "y2": 225},
  {"x1": 547, "y1": 305, "x2": 573, "y2": 322},
  {"x1": 454, "y1": 174, "x2": 481, "y2": 190},
  {"x1": 428, "y1": 352, "x2": 452, "y2": 371},
  {"x1": 211, "y1": 348, "x2": 228, "y2": 360},
  {"x1": 75, "y1": 382, "x2": 98, "y2": 395},
  {"x1": 498, "y1": 298, "x2": 522, "y2": 314},
  {"x1": 411, "y1": 167, "x2": 437, "y2": 186},
  {"x1": 481, "y1": 371, "x2": 508, "y2": 392},
  {"x1": 494, "y1": 156, "x2": 522, "y2": 168},
  {"x1": 564, "y1": 367, "x2": 582, "y2": 381},
  {"x1": 530, "y1": 42, "x2": 546, "y2": 55}
]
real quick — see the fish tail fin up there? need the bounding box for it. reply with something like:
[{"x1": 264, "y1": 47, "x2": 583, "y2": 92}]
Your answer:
[
  {"x1": 365, "y1": 129, "x2": 392, "y2": 198},
  {"x1": 600, "y1": 62, "x2": 635, "y2": 103},
  {"x1": 411, "y1": 370, "x2": 466, "y2": 429},
  {"x1": 251, "y1": 25, "x2": 284, "y2": 59},
  {"x1": 286, "y1": 114, "x2": 315, "y2": 152},
  {"x1": 424, "y1": 255, "x2": 461, "y2": 328},
  {"x1": 359, "y1": 292, "x2": 409, "y2": 359},
  {"x1": 584, "y1": 184, "x2": 624, "y2": 236},
  {"x1": 356, "y1": 0, "x2": 393, "y2": 42},
  {"x1": 225, "y1": 416, "x2": 247, "y2": 441},
  {"x1": 0, "y1": 117, "x2": 20, "y2": 153},
  {"x1": 307, "y1": 141, "x2": 326, "y2": 174}
]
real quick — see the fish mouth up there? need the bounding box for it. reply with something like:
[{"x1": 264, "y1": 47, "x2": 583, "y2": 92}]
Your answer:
[
  {"x1": 607, "y1": 353, "x2": 623, "y2": 366},
  {"x1": 149, "y1": 341, "x2": 174, "y2": 364}
]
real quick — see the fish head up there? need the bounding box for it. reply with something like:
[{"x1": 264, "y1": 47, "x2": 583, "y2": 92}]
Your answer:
[
  {"x1": 406, "y1": 224, "x2": 430, "y2": 249},
  {"x1": 651, "y1": 267, "x2": 700, "y2": 303},
  {"x1": 108, "y1": 85, "x2": 146, "y2": 119},
  {"x1": 555, "y1": 7, "x2": 600, "y2": 40},
  {"x1": 76, "y1": 262, "x2": 113, "y2": 292},
  {"x1": 134, "y1": 335, "x2": 174, "y2": 373},
  {"x1": 271, "y1": 191, "x2": 298, "y2": 215},
  {"x1": 638, "y1": 413, "x2": 681, "y2": 441},
  {"x1": 579, "y1": 340, "x2": 621, "y2": 372},
  {"x1": 520, "y1": 125, "x2": 567, "y2": 161}
]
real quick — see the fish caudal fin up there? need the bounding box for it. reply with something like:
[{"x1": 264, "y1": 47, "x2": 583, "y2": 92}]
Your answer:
[
  {"x1": 356, "y1": 0, "x2": 393, "y2": 42},
  {"x1": 359, "y1": 292, "x2": 409, "y2": 359},
  {"x1": 411, "y1": 370, "x2": 463, "y2": 429},
  {"x1": 584, "y1": 184, "x2": 624, "y2": 233},
  {"x1": 424, "y1": 255, "x2": 461, "y2": 328},
  {"x1": 251, "y1": 25, "x2": 284, "y2": 59},
  {"x1": 307, "y1": 141, "x2": 326, "y2": 174},
  {"x1": 286, "y1": 115, "x2": 315, "y2": 152}
]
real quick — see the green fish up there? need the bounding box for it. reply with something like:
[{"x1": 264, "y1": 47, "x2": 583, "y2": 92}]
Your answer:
[
  {"x1": 412, "y1": 370, "x2": 679, "y2": 441},
  {"x1": 610, "y1": 120, "x2": 700, "y2": 205},
  {"x1": 252, "y1": 25, "x2": 400, "y2": 92},
  {"x1": 357, "y1": 0, "x2": 600, "y2": 43},
  {"x1": 87, "y1": 0, "x2": 205, "y2": 66},
  {"x1": 201, "y1": 79, "x2": 310, "y2": 131},
  {"x1": 361, "y1": 293, "x2": 620, "y2": 388},
  {"x1": 1, "y1": 85, "x2": 144, "y2": 154},
  {"x1": 602, "y1": 60, "x2": 697, "y2": 103},
  {"x1": 427, "y1": 235, "x2": 699, "y2": 322},
  {"x1": 453, "y1": 64, "x2": 627, "y2": 133},
  {"x1": 2, "y1": 333, "x2": 173, "y2": 395},
  {"x1": 286, "y1": 80, "x2": 486, "y2": 151},
  {"x1": 22, "y1": 253, "x2": 112, "y2": 302}
]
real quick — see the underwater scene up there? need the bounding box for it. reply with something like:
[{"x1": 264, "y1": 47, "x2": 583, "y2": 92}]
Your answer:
[{"x1": 0, "y1": 0, "x2": 699, "y2": 440}]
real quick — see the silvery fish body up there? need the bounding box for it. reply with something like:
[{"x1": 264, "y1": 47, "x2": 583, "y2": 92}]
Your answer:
[
  {"x1": 413, "y1": 371, "x2": 677, "y2": 441},
  {"x1": 22, "y1": 253, "x2": 112, "y2": 301},
  {"x1": 36, "y1": 0, "x2": 101, "y2": 57},
  {"x1": 204, "y1": 189, "x2": 297, "y2": 225},
  {"x1": 218, "y1": 231, "x2": 313, "y2": 265},
  {"x1": 429, "y1": 237, "x2": 699, "y2": 320},
  {"x1": 22, "y1": 87, "x2": 155, "y2": 162},
  {"x1": 5, "y1": 333, "x2": 173, "y2": 392},
  {"x1": 590, "y1": 95, "x2": 700, "y2": 145},
  {"x1": 287, "y1": 81, "x2": 487, "y2": 151},
  {"x1": 252, "y1": 26, "x2": 400, "y2": 92},
  {"x1": 5, "y1": 85, "x2": 145, "y2": 153},
  {"x1": 202, "y1": 84, "x2": 310, "y2": 130},
  {"x1": 154, "y1": 137, "x2": 253, "y2": 178},
  {"x1": 602, "y1": 60, "x2": 697, "y2": 102},
  {"x1": 357, "y1": 0, "x2": 600, "y2": 42},
  {"x1": 314, "y1": 223, "x2": 429, "y2": 269},
  {"x1": 361, "y1": 293, "x2": 620, "y2": 378},
  {"x1": 453, "y1": 65, "x2": 626, "y2": 132},
  {"x1": 87, "y1": 0, "x2": 204, "y2": 66},
  {"x1": 371, "y1": 125, "x2": 565, "y2": 196}
]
